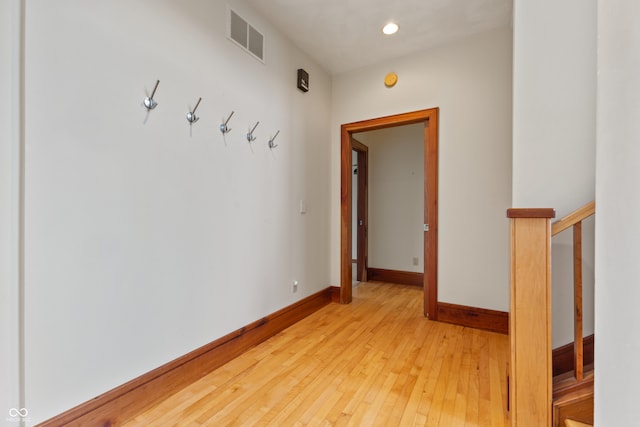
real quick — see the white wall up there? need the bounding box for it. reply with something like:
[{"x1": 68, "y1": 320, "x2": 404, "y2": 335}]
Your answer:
[
  {"x1": 0, "y1": 1, "x2": 23, "y2": 418},
  {"x1": 20, "y1": 0, "x2": 332, "y2": 423},
  {"x1": 331, "y1": 28, "x2": 513, "y2": 311},
  {"x1": 356, "y1": 125, "x2": 424, "y2": 273},
  {"x1": 512, "y1": 0, "x2": 596, "y2": 214},
  {"x1": 0, "y1": 0, "x2": 24, "y2": 422},
  {"x1": 595, "y1": 0, "x2": 640, "y2": 423},
  {"x1": 512, "y1": 0, "x2": 596, "y2": 347}
]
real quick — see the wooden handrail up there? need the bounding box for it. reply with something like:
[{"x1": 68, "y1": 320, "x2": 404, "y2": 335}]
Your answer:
[
  {"x1": 508, "y1": 202, "x2": 595, "y2": 425},
  {"x1": 552, "y1": 201, "x2": 595, "y2": 236},
  {"x1": 551, "y1": 200, "x2": 595, "y2": 383}
]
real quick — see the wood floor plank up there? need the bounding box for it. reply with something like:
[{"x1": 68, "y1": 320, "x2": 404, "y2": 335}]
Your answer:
[
  {"x1": 414, "y1": 326, "x2": 453, "y2": 424},
  {"x1": 397, "y1": 322, "x2": 446, "y2": 425},
  {"x1": 478, "y1": 333, "x2": 493, "y2": 426},
  {"x1": 490, "y1": 334, "x2": 509, "y2": 427},
  {"x1": 438, "y1": 327, "x2": 467, "y2": 426},
  {"x1": 465, "y1": 331, "x2": 482, "y2": 426},
  {"x1": 125, "y1": 282, "x2": 509, "y2": 426},
  {"x1": 453, "y1": 328, "x2": 473, "y2": 423}
]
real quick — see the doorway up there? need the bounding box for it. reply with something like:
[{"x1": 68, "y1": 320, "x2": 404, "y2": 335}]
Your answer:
[
  {"x1": 352, "y1": 140, "x2": 368, "y2": 283},
  {"x1": 340, "y1": 108, "x2": 439, "y2": 319}
]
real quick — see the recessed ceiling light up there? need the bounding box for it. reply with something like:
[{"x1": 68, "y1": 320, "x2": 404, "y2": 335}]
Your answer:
[{"x1": 382, "y1": 22, "x2": 399, "y2": 35}]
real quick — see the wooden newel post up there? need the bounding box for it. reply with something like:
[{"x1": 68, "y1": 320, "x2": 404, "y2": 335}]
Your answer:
[{"x1": 507, "y1": 208, "x2": 556, "y2": 427}]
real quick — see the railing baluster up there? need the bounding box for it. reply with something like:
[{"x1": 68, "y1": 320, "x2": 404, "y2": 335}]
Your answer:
[{"x1": 573, "y1": 221, "x2": 584, "y2": 381}]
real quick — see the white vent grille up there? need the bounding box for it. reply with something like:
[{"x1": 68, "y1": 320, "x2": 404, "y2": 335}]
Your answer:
[{"x1": 229, "y1": 9, "x2": 264, "y2": 62}]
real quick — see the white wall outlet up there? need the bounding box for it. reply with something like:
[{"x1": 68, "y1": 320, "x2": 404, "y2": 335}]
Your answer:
[
  {"x1": 413, "y1": 257, "x2": 419, "y2": 266},
  {"x1": 293, "y1": 280, "x2": 299, "y2": 292}
]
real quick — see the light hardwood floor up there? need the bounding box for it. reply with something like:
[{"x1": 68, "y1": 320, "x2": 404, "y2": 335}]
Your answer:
[{"x1": 126, "y1": 282, "x2": 510, "y2": 426}]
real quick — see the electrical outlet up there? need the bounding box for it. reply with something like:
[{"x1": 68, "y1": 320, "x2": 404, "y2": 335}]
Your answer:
[
  {"x1": 293, "y1": 280, "x2": 299, "y2": 292},
  {"x1": 413, "y1": 257, "x2": 419, "y2": 266}
]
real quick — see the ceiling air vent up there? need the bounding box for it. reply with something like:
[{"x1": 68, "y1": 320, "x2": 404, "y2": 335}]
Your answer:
[{"x1": 229, "y1": 8, "x2": 264, "y2": 62}]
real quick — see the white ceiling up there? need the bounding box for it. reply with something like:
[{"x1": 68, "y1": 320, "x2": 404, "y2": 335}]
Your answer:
[{"x1": 247, "y1": 0, "x2": 513, "y2": 75}]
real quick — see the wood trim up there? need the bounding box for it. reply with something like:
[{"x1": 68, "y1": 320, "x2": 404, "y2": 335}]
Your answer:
[
  {"x1": 340, "y1": 108, "x2": 439, "y2": 316},
  {"x1": 342, "y1": 109, "x2": 439, "y2": 133},
  {"x1": 351, "y1": 138, "x2": 369, "y2": 152},
  {"x1": 437, "y1": 302, "x2": 509, "y2": 334},
  {"x1": 551, "y1": 200, "x2": 595, "y2": 236},
  {"x1": 507, "y1": 208, "x2": 556, "y2": 219},
  {"x1": 552, "y1": 335, "x2": 594, "y2": 377},
  {"x1": 424, "y1": 109, "x2": 439, "y2": 320},
  {"x1": 39, "y1": 288, "x2": 334, "y2": 427},
  {"x1": 367, "y1": 268, "x2": 424, "y2": 287},
  {"x1": 340, "y1": 124, "x2": 353, "y2": 304},
  {"x1": 330, "y1": 286, "x2": 341, "y2": 303},
  {"x1": 573, "y1": 222, "x2": 584, "y2": 381},
  {"x1": 508, "y1": 214, "x2": 553, "y2": 426}
]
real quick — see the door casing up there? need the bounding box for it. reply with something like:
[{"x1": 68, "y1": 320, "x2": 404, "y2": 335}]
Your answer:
[{"x1": 339, "y1": 108, "x2": 439, "y2": 319}]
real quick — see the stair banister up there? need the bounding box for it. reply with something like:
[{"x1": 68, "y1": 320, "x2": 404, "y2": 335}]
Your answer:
[
  {"x1": 507, "y1": 208, "x2": 556, "y2": 427},
  {"x1": 551, "y1": 200, "x2": 595, "y2": 383}
]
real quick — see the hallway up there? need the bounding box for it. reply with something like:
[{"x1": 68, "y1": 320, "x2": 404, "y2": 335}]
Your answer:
[{"x1": 127, "y1": 282, "x2": 509, "y2": 426}]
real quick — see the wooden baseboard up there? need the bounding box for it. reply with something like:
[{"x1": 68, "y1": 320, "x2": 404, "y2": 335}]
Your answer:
[
  {"x1": 437, "y1": 302, "x2": 509, "y2": 334},
  {"x1": 330, "y1": 286, "x2": 341, "y2": 303},
  {"x1": 552, "y1": 335, "x2": 595, "y2": 377},
  {"x1": 367, "y1": 268, "x2": 423, "y2": 287},
  {"x1": 39, "y1": 288, "x2": 334, "y2": 426}
]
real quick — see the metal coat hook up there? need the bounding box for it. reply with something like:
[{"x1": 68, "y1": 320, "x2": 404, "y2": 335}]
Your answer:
[
  {"x1": 246, "y1": 121, "x2": 259, "y2": 143},
  {"x1": 186, "y1": 97, "x2": 202, "y2": 124},
  {"x1": 143, "y1": 80, "x2": 160, "y2": 110},
  {"x1": 268, "y1": 130, "x2": 280, "y2": 149},
  {"x1": 220, "y1": 111, "x2": 234, "y2": 134}
]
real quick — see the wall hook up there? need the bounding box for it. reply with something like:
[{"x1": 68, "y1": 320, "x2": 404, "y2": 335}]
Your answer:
[
  {"x1": 246, "y1": 121, "x2": 259, "y2": 142},
  {"x1": 186, "y1": 97, "x2": 202, "y2": 124},
  {"x1": 268, "y1": 130, "x2": 280, "y2": 149},
  {"x1": 220, "y1": 111, "x2": 234, "y2": 134},
  {"x1": 143, "y1": 80, "x2": 160, "y2": 110}
]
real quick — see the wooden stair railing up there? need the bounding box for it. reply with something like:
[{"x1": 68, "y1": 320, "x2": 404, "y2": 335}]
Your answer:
[
  {"x1": 551, "y1": 201, "x2": 595, "y2": 427},
  {"x1": 551, "y1": 200, "x2": 595, "y2": 383},
  {"x1": 507, "y1": 208, "x2": 556, "y2": 426},
  {"x1": 507, "y1": 201, "x2": 595, "y2": 427}
]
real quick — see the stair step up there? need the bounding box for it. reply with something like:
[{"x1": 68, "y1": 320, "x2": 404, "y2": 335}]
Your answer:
[
  {"x1": 553, "y1": 365, "x2": 594, "y2": 398},
  {"x1": 565, "y1": 419, "x2": 593, "y2": 427},
  {"x1": 553, "y1": 369, "x2": 594, "y2": 427},
  {"x1": 553, "y1": 363, "x2": 594, "y2": 384},
  {"x1": 553, "y1": 387, "x2": 594, "y2": 427}
]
